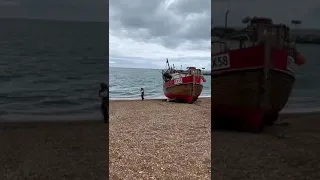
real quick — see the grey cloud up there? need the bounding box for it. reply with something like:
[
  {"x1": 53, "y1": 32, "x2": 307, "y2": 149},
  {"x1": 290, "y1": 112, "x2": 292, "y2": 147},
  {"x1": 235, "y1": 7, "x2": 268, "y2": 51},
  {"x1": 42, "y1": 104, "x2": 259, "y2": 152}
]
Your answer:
[
  {"x1": 110, "y1": 55, "x2": 210, "y2": 69},
  {"x1": 0, "y1": 0, "x2": 19, "y2": 6},
  {"x1": 0, "y1": 0, "x2": 108, "y2": 22},
  {"x1": 110, "y1": 0, "x2": 210, "y2": 49},
  {"x1": 110, "y1": 56, "x2": 163, "y2": 69},
  {"x1": 212, "y1": 0, "x2": 320, "y2": 29},
  {"x1": 168, "y1": 0, "x2": 210, "y2": 15}
]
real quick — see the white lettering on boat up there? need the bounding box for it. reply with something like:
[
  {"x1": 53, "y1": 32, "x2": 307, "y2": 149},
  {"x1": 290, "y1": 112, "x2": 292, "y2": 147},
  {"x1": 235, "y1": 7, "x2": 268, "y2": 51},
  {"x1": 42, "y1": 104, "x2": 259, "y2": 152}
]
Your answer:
[
  {"x1": 287, "y1": 56, "x2": 294, "y2": 72},
  {"x1": 174, "y1": 78, "x2": 182, "y2": 84},
  {"x1": 212, "y1": 54, "x2": 230, "y2": 70}
]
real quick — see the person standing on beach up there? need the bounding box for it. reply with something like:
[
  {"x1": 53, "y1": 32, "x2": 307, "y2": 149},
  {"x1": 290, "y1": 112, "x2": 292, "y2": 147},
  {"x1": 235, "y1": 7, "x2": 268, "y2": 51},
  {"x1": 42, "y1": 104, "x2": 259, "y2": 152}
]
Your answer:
[
  {"x1": 99, "y1": 83, "x2": 108, "y2": 123},
  {"x1": 140, "y1": 88, "x2": 144, "y2": 100}
]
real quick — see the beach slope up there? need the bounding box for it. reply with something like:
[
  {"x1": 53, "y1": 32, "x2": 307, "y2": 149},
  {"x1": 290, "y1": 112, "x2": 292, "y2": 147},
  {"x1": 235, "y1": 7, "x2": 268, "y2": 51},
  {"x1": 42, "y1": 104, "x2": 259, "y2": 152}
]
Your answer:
[
  {"x1": 0, "y1": 122, "x2": 107, "y2": 180},
  {"x1": 212, "y1": 112, "x2": 320, "y2": 180},
  {"x1": 109, "y1": 98, "x2": 211, "y2": 179}
]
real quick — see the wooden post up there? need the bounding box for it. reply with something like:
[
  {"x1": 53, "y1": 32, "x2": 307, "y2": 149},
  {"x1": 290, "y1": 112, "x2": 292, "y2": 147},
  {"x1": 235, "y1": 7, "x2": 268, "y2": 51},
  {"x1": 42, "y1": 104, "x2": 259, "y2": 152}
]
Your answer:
[
  {"x1": 261, "y1": 34, "x2": 271, "y2": 109},
  {"x1": 192, "y1": 70, "x2": 196, "y2": 98}
]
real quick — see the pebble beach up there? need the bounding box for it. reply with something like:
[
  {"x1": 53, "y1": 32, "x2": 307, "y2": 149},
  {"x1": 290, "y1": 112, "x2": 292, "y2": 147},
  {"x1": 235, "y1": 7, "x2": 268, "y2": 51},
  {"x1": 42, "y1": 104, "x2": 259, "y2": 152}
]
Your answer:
[
  {"x1": 109, "y1": 98, "x2": 211, "y2": 179},
  {"x1": 0, "y1": 121, "x2": 108, "y2": 180},
  {"x1": 0, "y1": 97, "x2": 319, "y2": 180},
  {"x1": 110, "y1": 98, "x2": 319, "y2": 180},
  {"x1": 212, "y1": 113, "x2": 320, "y2": 180}
]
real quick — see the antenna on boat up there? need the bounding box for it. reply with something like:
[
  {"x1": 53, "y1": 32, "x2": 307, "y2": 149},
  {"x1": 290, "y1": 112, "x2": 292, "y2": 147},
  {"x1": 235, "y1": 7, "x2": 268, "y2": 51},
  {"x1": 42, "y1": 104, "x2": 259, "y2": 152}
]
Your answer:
[
  {"x1": 181, "y1": 65, "x2": 182, "y2": 70},
  {"x1": 291, "y1": 20, "x2": 302, "y2": 28},
  {"x1": 225, "y1": 9, "x2": 230, "y2": 28}
]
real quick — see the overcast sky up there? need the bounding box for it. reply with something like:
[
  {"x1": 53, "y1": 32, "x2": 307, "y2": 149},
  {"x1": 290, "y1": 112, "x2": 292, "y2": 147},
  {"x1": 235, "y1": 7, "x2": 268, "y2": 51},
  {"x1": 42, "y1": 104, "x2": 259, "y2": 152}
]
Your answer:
[
  {"x1": 110, "y1": 0, "x2": 211, "y2": 69},
  {"x1": 212, "y1": 0, "x2": 320, "y2": 29},
  {"x1": 0, "y1": 0, "x2": 108, "y2": 22}
]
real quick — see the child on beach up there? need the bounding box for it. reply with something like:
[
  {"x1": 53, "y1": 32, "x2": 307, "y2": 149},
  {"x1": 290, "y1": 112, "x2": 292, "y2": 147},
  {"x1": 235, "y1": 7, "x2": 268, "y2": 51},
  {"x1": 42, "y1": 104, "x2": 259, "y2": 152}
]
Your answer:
[
  {"x1": 140, "y1": 88, "x2": 144, "y2": 100},
  {"x1": 99, "y1": 83, "x2": 108, "y2": 123}
]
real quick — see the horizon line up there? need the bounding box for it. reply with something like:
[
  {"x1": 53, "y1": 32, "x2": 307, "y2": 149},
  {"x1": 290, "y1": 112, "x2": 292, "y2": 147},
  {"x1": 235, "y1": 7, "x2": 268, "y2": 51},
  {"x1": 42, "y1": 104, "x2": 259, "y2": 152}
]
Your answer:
[{"x1": 0, "y1": 17, "x2": 108, "y2": 23}]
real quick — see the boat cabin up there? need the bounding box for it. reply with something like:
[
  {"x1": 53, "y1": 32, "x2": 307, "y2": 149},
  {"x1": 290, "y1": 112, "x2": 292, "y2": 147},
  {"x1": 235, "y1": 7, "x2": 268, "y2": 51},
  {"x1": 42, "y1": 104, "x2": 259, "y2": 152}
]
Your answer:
[
  {"x1": 186, "y1": 67, "x2": 202, "y2": 77},
  {"x1": 162, "y1": 67, "x2": 203, "y2": 82},
  {"x1": 212, "y1": 17, "x2": 294, "y2": 56}
]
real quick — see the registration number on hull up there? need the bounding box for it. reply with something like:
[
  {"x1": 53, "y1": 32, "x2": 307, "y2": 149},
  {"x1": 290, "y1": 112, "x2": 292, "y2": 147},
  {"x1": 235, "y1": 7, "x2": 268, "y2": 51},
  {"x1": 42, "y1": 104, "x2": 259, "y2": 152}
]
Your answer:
[
  {"x1": 212, "y1": 54, "x2": 230, "y2": 70},
  {"x1": 174, "y1": 78, "x2": 182, "y2": 84}
]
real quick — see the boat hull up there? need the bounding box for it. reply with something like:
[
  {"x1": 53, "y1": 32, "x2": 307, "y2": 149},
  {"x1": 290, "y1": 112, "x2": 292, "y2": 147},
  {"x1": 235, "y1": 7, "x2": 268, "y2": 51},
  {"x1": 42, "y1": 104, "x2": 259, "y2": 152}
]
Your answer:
[
  {"x1": 212, "y1": 68, "x2": 294, "y2": 114},
  {"x1": 164, "y1": 83, "x2": 203, "y2": 102},
  {"x1": 163, "y1": 75, "x2": 204, "y2": 103},
  {"x1": 212, "y1": 44, "x2": 295, "y2": 131}
]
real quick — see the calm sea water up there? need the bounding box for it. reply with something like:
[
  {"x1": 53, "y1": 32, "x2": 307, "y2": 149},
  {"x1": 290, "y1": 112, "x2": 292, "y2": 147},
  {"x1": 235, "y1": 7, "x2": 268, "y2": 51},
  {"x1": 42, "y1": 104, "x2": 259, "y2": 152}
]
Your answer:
[
  {"x1": 0, "y1": 18, "x2": 108, "y2": 121},
  {"x1": 109, "y1": 67, "x2": 211, "y2": 100},
  {"x1": 284, "y1": 44, "x2": 320, "y2": 113}
]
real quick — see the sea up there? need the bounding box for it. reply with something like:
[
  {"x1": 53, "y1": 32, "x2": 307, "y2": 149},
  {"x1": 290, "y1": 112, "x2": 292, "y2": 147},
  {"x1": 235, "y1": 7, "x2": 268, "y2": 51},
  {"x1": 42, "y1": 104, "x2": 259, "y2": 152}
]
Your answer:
[
  {"x1": 0, "y1": 18, "x2": 320, "y2": 122},
  {"x1": 0, "y1": 18, "x2": 108, "y2": 122},
  {"x1": 284, "y1": 44, "x2": 320, "y2": 113},
  {"x1": 109, "y1": 68, "x2": 211, "y2": 100}
]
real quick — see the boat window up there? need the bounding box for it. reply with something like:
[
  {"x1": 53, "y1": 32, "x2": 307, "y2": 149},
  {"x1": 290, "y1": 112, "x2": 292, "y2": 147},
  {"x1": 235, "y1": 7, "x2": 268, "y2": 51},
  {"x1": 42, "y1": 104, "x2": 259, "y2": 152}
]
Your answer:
[
  {"x1": 255, "y1": 24, "x2": 288, "y2": 49},
  {"x1": 212, "y1": 41, "x2": 227, "y2": 55}
]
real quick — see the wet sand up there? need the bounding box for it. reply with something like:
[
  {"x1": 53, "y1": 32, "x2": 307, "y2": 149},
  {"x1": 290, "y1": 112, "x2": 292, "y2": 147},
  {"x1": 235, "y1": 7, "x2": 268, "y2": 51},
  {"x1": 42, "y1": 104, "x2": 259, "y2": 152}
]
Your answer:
[
  {"x1": 109, "y1": 98, "x2": 211, "y2": 179},
  {"x1": 0, "y1": 121, "x2": 107, "y2": 180}
]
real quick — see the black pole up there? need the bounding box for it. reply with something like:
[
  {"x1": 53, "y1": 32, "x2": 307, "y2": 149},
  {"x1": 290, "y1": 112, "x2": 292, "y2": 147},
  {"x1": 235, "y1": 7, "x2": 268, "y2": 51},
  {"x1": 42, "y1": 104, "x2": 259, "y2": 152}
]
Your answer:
[{"x1": 225, "y1": 10, "x2": 229, "y2": 28}]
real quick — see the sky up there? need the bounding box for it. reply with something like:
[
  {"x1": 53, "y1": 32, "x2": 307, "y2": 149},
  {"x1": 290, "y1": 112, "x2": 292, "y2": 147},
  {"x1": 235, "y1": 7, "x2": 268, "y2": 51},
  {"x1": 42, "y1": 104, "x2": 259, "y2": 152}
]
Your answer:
[
  {"x1": 109, "y1": 0, "x2": 211, "y2": 69},
  {"x1": 0, "y1": 0, "x2": 108, "y2": 22},
  {"x1": 212, "y1": 0, "x2": 320, "y2": 29}
]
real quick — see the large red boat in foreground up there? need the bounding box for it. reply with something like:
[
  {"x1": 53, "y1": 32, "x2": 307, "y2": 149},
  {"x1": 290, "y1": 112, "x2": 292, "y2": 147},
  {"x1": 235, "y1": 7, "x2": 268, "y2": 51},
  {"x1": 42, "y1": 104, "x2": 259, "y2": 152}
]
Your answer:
[
  {"x1": 162, "y1": 59, "x2": 206, "y2": 103},
  {"x1": 212, "y1": 17, "x2": 305, "y2": 133}
]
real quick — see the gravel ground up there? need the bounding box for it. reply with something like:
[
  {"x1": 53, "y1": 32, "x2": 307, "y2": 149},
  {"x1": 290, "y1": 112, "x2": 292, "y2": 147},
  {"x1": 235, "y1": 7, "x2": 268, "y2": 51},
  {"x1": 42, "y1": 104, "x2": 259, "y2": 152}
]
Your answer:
[
  {"x1": 1, "y1": 98, "x2": 318, "y2": 180},
  {"x1": 0, "y1": 121, "x2": 107, "y2": 180},
  {"x1": 109, "y1": 98, "x2": 211, "y2": 180},
  {"x1": 212, "y1": 113, "x2": 320, "y2": 180}
]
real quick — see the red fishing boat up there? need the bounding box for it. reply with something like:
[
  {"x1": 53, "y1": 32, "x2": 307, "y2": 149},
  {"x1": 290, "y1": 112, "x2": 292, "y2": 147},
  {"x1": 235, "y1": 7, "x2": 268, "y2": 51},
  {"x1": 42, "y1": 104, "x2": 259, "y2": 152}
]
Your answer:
[
  {"x1": 212, "y1": 17, "x2": 306, "y2": 132},
  {"x1": 162, "y1": 59, "x2": 206, "y2": 103}
]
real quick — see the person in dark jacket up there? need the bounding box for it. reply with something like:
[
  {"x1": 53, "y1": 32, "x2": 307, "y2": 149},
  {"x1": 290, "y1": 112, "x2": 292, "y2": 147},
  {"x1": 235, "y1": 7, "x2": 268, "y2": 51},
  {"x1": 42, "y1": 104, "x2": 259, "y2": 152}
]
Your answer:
[
  {"x1": 140, "y1": 88, "x2": 144, "y2": 100},
  {"x1": 99, "y1": 83, "x2": 108, "y2": 123}
]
